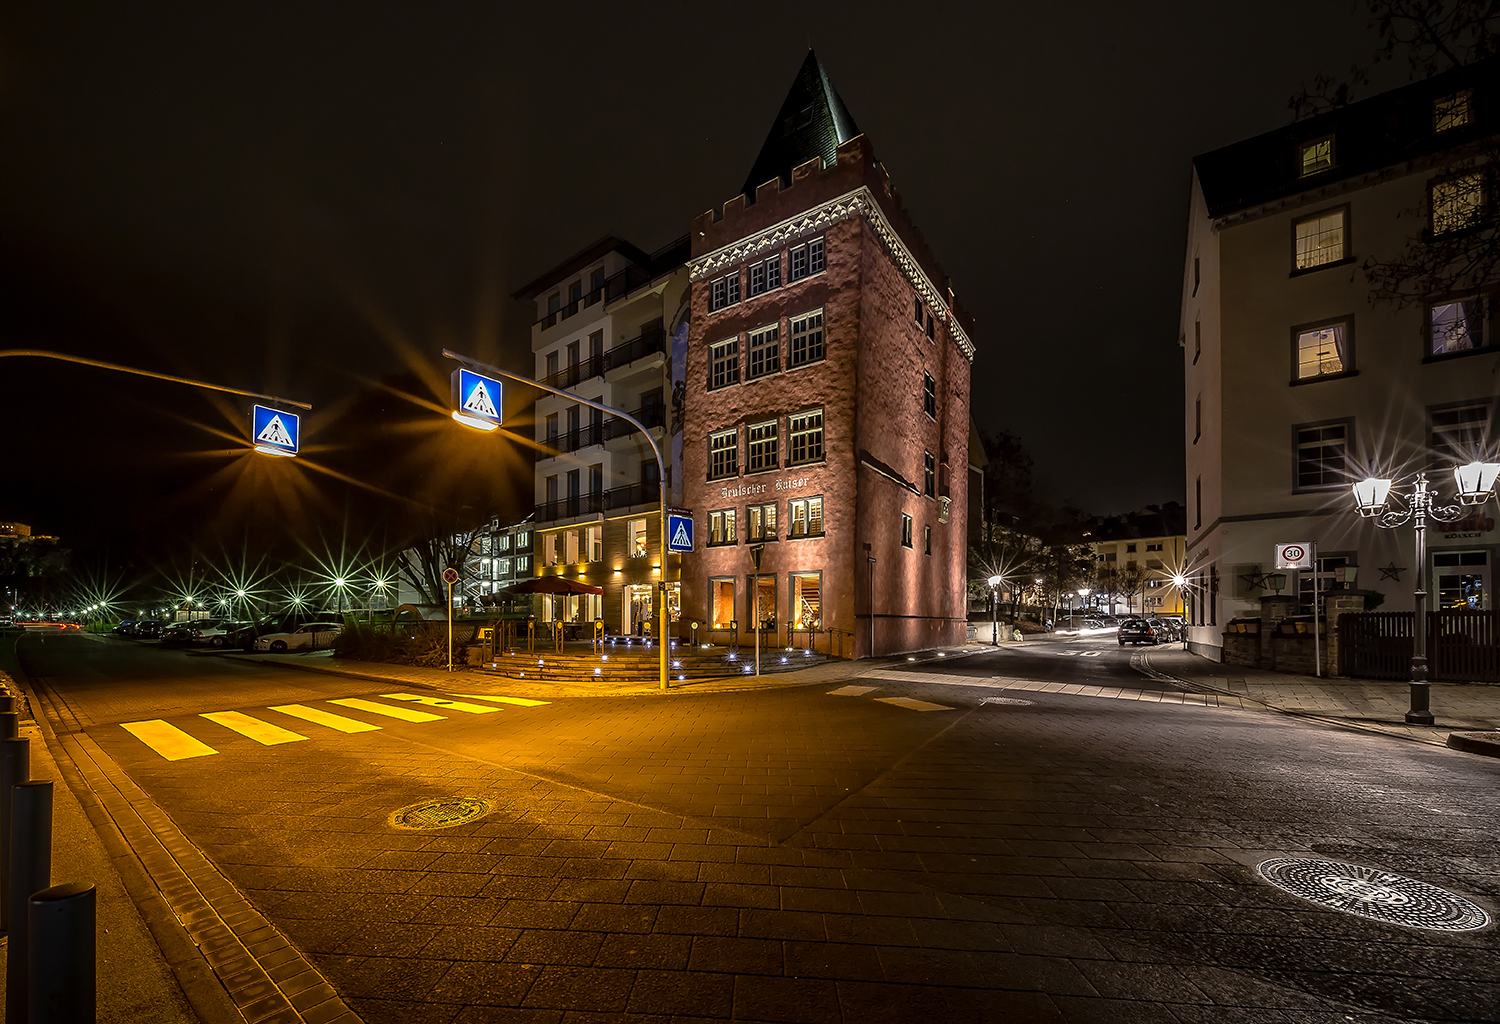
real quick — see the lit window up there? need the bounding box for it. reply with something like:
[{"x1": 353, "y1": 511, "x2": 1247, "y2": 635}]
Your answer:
[
  {"x1": 914, "y1": 297, "x2": 924, "y2": 325},
  {"x1": 1432, "y1": 174, "x2": 1484, "y2": 235},
  {"x1": 1295, "y1": 422, "x2": 1349, "y2": 490},
  {"x1": 1146, "y1": 542, "x2": 1163, "y2": 552},
  {"x1": 709, "y1": 509, "x2": 738, "y2": 546},
  {"x1": 628, "y1": 519, "x2": 648, "y2": 558},
  {"x1": 923, "y1": 452, "x2": 936, "y2": 497},
  {"x1": 791, "y1": 572, "x2": 821, "y2": 629},
  {"x1": 710, "y1": 337, "x2": 740, "y2": 390},
  {"x1": 710, "y1": 578, "x2": 736, "y2": 628},
  {"x1": 710, "y1": 429, "x2": 739, "y2": 479},
  {"x1": 922, "y1": 372, "x2": 936, "y2": 418},
  {"x1": 587, "y1": 525, "x2": 603, "y2": 562},
  {"x1": 497, "y1": 557, "x2": 511, "y2": 576},
  {"x1": 788, "y1": 409, "x2": 824, "y2": 464},
  {"x1": 747, "y1": 502, "x2": 778, "y2": 541},
  {"x1": 748, "y1": 324, "x2": 780, "y2": 379},
  {"x1": 1299, "y1": 137, "x2": 1333, "y2": 176},
  {"x1": 1430, "y1": 297, "x2": 1485, "y2": 355},
  {"x1": 1294, "y1": 319, "x2": 1351, "y2": 380},
  {"x1": 901, "y1": 514, "x2": 914, "y2": 548},
  {"x1": 789, "y1": 309, "x2": 824, "y2": 367},
  {"x1": 1434, "y1": 91, "x2": 1471, "y2": 133},
  {"x1": 747, "y1": 421, "x2": 779, "y2": 472},
  {"x1": 543, "y1": 533, "x2": 558, "y2": 567},
  {"x1": 789, "y1": 496, "x2": 824, "y2": 538},
  {"x1": 1293, "y1": 209, "x2": 1346, "y2": 270},
  {"x1": 564, "y1": 530, "x2": 580, "y2": 564}
]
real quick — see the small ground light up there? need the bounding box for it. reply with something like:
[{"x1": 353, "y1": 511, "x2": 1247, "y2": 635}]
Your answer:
[
  {"x1": 602, "y1": 654, "x2": 608, "y2": 661},
  {"x1": 907, "y1": 656, "x2": 916, "y2": 661},
  {"x1": 804, "y1": 650, "x2": 812, "y2": 657},
  {"x1": 672, "y1": 660, "x2": 682, "y2": 668},
  {"x1": 743, "y1": 665, "x2": 752, "y2": 673},
  {"x1": 678, "y1": 674, "x2": 685, "y2": 681},
  {"x1": 594, "y1": 668, "x2": 601, "y2": 675},
  {"x1": 780, "y1": 656, "x2": 787, "y2": 664},
  {"x1": 728, "y1": 652, "x2": 737, "y2": 660}
]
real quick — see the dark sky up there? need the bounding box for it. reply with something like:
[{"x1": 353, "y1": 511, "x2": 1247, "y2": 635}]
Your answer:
[{"x1": 0, "y1": 2, "x2": 1399, "y2": 558}]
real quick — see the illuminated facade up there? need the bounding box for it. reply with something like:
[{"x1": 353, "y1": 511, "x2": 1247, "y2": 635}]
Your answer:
[
  {"x1": 1183, "y1": 61, "x2": 1500, "y2": 660},
  {"x1": 680, "y1": 52, "x2": 975, "y2": 657},
  {"x1": 1083, "y1": 504, "x2": 1188, "y2": 617}
]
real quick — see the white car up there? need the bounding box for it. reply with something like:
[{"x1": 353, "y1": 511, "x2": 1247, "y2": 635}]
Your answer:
[{"x1": 253, "y1": 622, "x2": 343, "y2": 653}]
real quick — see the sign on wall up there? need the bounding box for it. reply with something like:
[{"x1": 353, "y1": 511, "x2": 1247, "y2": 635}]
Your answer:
[{"x1": 1275, "y1": 543, "x2": 1313, "y2": 570}]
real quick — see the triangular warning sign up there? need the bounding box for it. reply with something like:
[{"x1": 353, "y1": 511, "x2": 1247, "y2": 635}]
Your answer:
[
  {"x1": 256, "y1": 415, "x2": 293, "y2": 448},
  {"x1": 462, "y1": 380, "x2": 498, "y2": 418},
  {"x1": 671, "y1": 522, "x2": 691, "y2": 549}
]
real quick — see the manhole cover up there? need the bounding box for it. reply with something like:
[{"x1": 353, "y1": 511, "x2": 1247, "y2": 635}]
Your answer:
[
  {"x1": 982, "y1": 696, "x2": 1035, "y2": 706},
  {"x1": 1257, "y1": 858, "x2": 1491, "y2": 932},
  {"x1": 389, "y1": 797, "x2": 490, "y2": 830}
]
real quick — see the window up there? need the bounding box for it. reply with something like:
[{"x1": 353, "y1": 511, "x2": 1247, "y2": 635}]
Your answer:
[
  {"x1": 587, "y1": 524, "x2": 602, "y2": 562},
  {"x1": 926, "y1": 311, "x2": 935, "y2": 340},
  {"x1": 516, "y1": 531, "x2": 529, "y2": 548},
  {"x1": 709, "y1": 509, "x2": 738, "y2": 546},
  {"x1": 1432, "y1": 173, "x2": 1484, "y2": 235},
  {"x1": 747, "y1": 420, "x2": 779, "y2": 472},
  {"x1": 923, "y1": 452, "x2": 936, "y2": 497},
  {"x1": 564, "y1": 530, "x2": 580, "y2": 564},
  {"x1": 545, "y1": 412, "x2": 559, "y2": 446},
  {"x1": 1431, "y1": 401, "x2": 1492, "y2": 467},
  {"x1": 1293, "y1": 207, "x2": 1347, "y2": 270},
  {"x1": 791, "y1": 572, "x2": 821, "y2": 629},
  {"x1": 567, "y1": 280, "x2": 582, "y2": 315},
  {"x1": 789, "y1": 236, "x2": 825, "y2": 281},
  {"x1": 1194, "y1": 319, "x2": 1201, "y2": 363},
  {"x1": 748, "y1": 324, "x2": 780, "y2": 378},
  {"x1": 1295, "y1": 421, "x2": 1349, "y2": 491},
  {"x1": 710, "y1": 428, "x2": 739, "y2": 479},
  {"x1": 766, "y1": 254, "x2": 781, "y2": 290},
  {"x1": 1145, "y1": 542, "x2": 1163, "y2": 552},
  {"x1": 924, "y1": 525, "x2": 932, "y2": 555},
  {"x1": 923, "y1": 372, "x2": 937, "y2": 418},
  {"x1": 590, "y1": 330, "x2": 604, "y2": 362},
  {"x1": 1299, "y1": 137, "x2": 1333, "y2": 176},
  {"x1": 1195, "y1": 476, "x2": 1202, "y2": 530},
  {"x1": 589, "y1": 268, "x2": 605, "y2": 303},
  {"x1": 749, "y1": 262, "x2": 766, "y2": 297},
  {"x1": 498, "y1": 534, "x2": 511, "y2": 552},
  {"x1": 545, "y1": 474, "x2": 558, "y2": 505},
  {"x1": 1435, "y1": 91, "x2": 1471, "y2": 133},
  {"x1": 1193, "y1": 255, "x2": 1200, "y2": 297},
  {"x1": 788, "y1": 409, "x2": 824, "y2": 464},
  {"x1": 710, "y1": 271, "x2": 741, "y2": 311},
  {"x1": 914, "y1": 297, "x2": 924, "y2": 325},
  {"x1": 1298, "y1": 553, "x2": 1351, "y2": 616},
  {"x1": 590, "y1": 463, "x2": 603, "y2": 495},
  {"x1": 547, "y1": 293, "x2": 560, "y2": 320},
  {"x1": 747, "y1": 502, "x2": 777, "y2": 541},
  {"x1": 1126, "y1": 543, "x2": 1137, "y2": 554},
  {"x1": 545, "y1": 351, "x2": 559, "y2": 378},
  {"x1": 788, "y1": 496, "x2": 823, "y2": 538},
  {"x1": 1435, "y1": 551, "x2": 1488, "y2": 609},
  {"x1": 628, "y1": 519, "x2": 648, "y2": 558},
  {"x1": 710, "y1": 578, "x2": 736, "y2": 629},
  {"x1": 1430, "y1": 297, "x2": 1486, "y2": 355},
  {"x1": 517, "y1": 555, "x2": 531, "y2": 573},
  {"x1": 789, "y1": 309, "x2": 824, "y2": 367},
  {"x1": 496, "y1": 557, "x2": 511, "y2": 576},
  {"x1": 710, "y1": 337, "x2": 740, "y2": 390},
  {"x1": 901, "y1": 514, "x2": 914, "y2": 548},
  {"x1": 1194, "y1": 396, "x2": 1201, "y2": 444},
  {"x1": 748, "y1": 258, "x2": 781, "y2": 297},
  {"x1": 566, "y1": 341, "x2": 579, "y2": 370},
  {"x1": 543, "y1": 533, "x2": 558, "y2": 567},
  {"x1": 1293, "y1": 318, "x2": 1352, "y2": 381}
]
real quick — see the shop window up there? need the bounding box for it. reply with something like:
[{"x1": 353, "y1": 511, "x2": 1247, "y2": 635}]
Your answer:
[
  {"x1": 789, "y1": 496, "x2": 824, "y2": 538},
  {"x1": 748, "y1": 421, "x2": 779, "y2": 472},
  {"x1": 791, "y1": 572, "x2": 822, "y2": 630},
  {"x1": 1435, "y1": 551, "x2": 1489, "y2": 609},
  {"x1": 628, "y1": 518, "x2": 648, "y2": 558},
  {"x1": 747, "y1": 502, "x2": 777, "y2": 541},
  {"x1": 750, "y1": 575, "x2": 777, "y2": 632},
  {"x1": 709, "y1": 509, "x2": 738, "y2": 546},
  {"x1": 789, "y1": 309, "x2": 824, "y2": 367},
  {"x1": 710, "y1": 578, "x2": 737, "y2": 629},
  {"x1": 788, "y1": 409, "x2": 824, "y2": 465}
]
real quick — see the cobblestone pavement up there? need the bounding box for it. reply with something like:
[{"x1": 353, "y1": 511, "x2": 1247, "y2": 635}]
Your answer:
[{"x1": 20, "y1": 633, "x2": 1500, "y2": 1023}]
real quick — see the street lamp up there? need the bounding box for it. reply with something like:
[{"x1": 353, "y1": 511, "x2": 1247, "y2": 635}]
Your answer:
[
  {"x1": 333, "y1": 576, "x2": 348, "y2": 617},
  {"x1": 987, "y1": 574, "x2": 1003, "y2": 645},
  {"x1": 1352, "y1": 462, "x2": 1500, "y2": 724}
]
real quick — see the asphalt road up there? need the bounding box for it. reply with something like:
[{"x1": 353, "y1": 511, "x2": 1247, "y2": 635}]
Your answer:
[{"x1": 20, "y1": 631, "x2": 1500, "y2": 1023}]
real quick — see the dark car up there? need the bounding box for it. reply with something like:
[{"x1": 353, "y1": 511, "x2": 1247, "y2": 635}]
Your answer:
[
  {"x1": 1117, "y1": 618, "x2": 1166, "y2": 646},
  {"x1": 133, "y1": 620, "x2": 167, "y2": 640}
]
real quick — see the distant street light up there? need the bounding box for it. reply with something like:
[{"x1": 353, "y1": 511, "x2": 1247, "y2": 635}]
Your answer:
[
  {"x1": 987, "y1": 574, "x2": 1003, "y2": 645},
  {"x1": 1353, "y1": 462, "x2": 1500, "y2": 724}
]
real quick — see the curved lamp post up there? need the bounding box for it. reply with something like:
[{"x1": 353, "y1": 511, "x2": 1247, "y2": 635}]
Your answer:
[
  {"x1": 987, "y1": 574, "x2": 1003, "y2": 645},
  {"x1": 1353, "y1": 461, "x2": 1500, "y2": 724}
]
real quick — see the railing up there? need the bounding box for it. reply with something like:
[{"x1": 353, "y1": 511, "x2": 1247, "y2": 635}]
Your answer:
[
  {"x1": 539, "y1": 356, "x2": 605, "y2": 390},
  {"x1": 605, "y1": 320, "x2": 668, "y2": 371},
  {"x1": 535, "y1": 482, "x2": 658, "y2": 521},
  {"x1": 536, "y1": 265, "x2": 658, "y2": 328}
]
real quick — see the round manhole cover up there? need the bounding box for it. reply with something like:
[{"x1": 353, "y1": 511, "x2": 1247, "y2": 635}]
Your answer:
[
  {"x1": 982, "y1": 696, "x2": 1035, "y2": 706},
  {"x1": 389, "y1": 797, "x2": 491, "y2": 830},
  {"x1": 1257, "y1": 858, "x2": 1491, "y2": 932}
]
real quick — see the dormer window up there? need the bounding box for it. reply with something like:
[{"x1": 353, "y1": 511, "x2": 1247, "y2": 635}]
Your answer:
[
  {"x1": 1435, "y1": 91, "x2": 1472, "y2": 133},
  {"x1": 1299, "y1": 137, "x2": 1334, "y2": 177}
]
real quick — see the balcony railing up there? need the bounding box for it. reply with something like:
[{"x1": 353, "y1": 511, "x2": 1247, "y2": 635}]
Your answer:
[
  {"x1": 535, "y1": 482, "x2": 659, "y2": 521},
  {"x1": 536, "y1": 264, "x2": 659, "y2": 328},
  {"x1": 537, "y1": 400, "x2": 665, "y2": 461},
  {"x1": 539, "y1": 356, "x2": 605, "y2": 391},
  {"x1": 604, "y1": 320, "x2": 667, "y2": 371}
]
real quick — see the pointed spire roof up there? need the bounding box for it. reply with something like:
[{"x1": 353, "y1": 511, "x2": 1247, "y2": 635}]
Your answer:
[{"x1": 741, "y1": 50, "x2": 862, "y2": 200}]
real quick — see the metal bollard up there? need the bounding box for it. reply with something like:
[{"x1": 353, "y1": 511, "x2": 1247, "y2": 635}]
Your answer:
[
  {"x1": 0, "y1": 713, "x2": 18, "y2": 740},
  {"x1": 29, "y1": 883, "x2": 95, "y2": 1024},
  {"x1": 0, "y1": 737, "x2": 29, "y2": 932},
  {"x1": 7, "y1": 780, "x2": 52, "y2": 1024}
]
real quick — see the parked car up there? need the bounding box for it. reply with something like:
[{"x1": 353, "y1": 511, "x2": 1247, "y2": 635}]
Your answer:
[
  {"x1": 132, "y1": 620, "x2": 167, "y2": 640},
  {"x1": 160, "y1": 622, "x2": 198, "y2": 645},
  {"x1": 1156, "y1": 616, "x2": 1186, "y2": 641},
  {"x1": 1117, "y1": 618, "x2": 1167, "y2": 646},
  {"x1": 196, "y1": 619, "x2": 250, "y2": 647},
  {"x1": 252, "y1": 621, "x2": 344, "y2": 653},
  {"x1": 112, "y1": 619, "x2": 138, "y2": 635}
]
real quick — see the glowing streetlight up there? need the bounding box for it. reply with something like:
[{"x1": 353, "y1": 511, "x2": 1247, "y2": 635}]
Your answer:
[{"x1": 987, "y1": 574, "x2": 1003, "y2": 646}]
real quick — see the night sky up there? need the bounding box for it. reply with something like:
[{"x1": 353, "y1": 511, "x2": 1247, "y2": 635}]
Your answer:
[{"x1": 1, "y1": 2, "x2": 1401, "y2": 559}]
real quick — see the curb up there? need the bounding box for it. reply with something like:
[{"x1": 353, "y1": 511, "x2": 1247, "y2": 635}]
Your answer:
[{"x1": 1446, "y1": 731, "x2": 1500, "y2": 758}]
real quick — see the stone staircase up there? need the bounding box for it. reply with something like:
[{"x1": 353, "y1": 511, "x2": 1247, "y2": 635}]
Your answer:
[{"x1": 477, "y1": 640, "x2": 828, "y2": 683}]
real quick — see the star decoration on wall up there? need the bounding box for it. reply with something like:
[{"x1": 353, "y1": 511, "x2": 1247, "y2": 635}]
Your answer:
[{"x1": 1378, "y1": 562, "x2": 1407, "y2": 582}]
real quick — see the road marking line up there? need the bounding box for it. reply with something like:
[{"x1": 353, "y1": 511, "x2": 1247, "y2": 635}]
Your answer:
[
  {"x1": 875, "y1": 696, "x2": 954, "y2": 712},
  {"x1": 448, "y1": 694, "x2": 550, "y2": 706},
  {"x1": 120, "y1": 721, "x2": 218, "y2": 761},
  {"x1": 328, "y1": 698, "x2": 445, "y2": 723},
  {"x1": 268, "y1": 704, "x2": 382, "y2": 733},
  {"x1": 199, "y1": 711, "x2": 307, "y2": 745},
  {"x1": 828, "y1": 685, "x2": 877, "y2": 696},
  {"x1": 381, "y1": 693, "x2": 501, "y2": 714}
]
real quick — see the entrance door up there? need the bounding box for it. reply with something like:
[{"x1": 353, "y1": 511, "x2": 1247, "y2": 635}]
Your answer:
[
  {"x1": 750, "y1": 575, "x2": 777, "y2": 646},
  {"x1": 1435, "y1": 550, "x2": 1490, "y2": 609},
  {"x1": 625, "y1": 584, "x2": 654, "y2": 635}
]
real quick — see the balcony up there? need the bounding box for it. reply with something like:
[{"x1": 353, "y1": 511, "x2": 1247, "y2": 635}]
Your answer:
[
  {"x1": 604, "y1": 320, "x2": 667, "y2": 372},
  {"x1": 535, "y1": 482, "x2": 659, "y2": 522},
  {"x1": 536, "y1": 264, "x2": 658, "y2": 329},
  {"x1": 539, "y1": 356, "x2": 606, "y2": 391},
  {"x1": 537, "y1": 401, "x2": 666, "y2": 462}
]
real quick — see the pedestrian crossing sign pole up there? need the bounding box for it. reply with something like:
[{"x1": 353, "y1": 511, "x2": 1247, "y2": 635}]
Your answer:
[{"x1": 443, "y1": 566, "x2": 460, "y2": 672}]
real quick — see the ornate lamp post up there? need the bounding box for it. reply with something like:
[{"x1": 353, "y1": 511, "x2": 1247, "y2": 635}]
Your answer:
[
  {"x1": 987, "y1": 574, "x2": 1003, "y2": 645},
  {"x1": 1353, "y1": 461, "x2": 1500, "y2": 724}
]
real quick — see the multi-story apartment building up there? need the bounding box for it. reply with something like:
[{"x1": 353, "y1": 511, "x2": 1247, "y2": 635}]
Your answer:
[
  {"x1": 681, "y1": 52, "x2": 975, "y2": 657},
  {"x1": 464, "y1": 515, "x2": 534, "y2": 608},
  {"x1": 1083, "y1": 503, "x2": 1188, "y2": 617},
  {"x1": 513, "y1": 237, "x2": 690, "y2": 634},
  {"x1": 1183, "y1": 60, "x2": 1500, "y2": 660}
]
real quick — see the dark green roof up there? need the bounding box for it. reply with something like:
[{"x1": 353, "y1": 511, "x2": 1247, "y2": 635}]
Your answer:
[{"x1": 741, "y1": 50, "x2": 862, "y2": 200}]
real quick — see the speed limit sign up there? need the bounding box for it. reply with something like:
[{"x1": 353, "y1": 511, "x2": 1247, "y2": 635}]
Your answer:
[{"x1": 1275, "y1": 543, "x2": 1312, "y2": 570}]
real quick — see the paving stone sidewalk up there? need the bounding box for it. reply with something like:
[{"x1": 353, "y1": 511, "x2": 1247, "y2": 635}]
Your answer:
[{"x1": 1140, "y1": 647, "x2": 1500, "y2": 748}]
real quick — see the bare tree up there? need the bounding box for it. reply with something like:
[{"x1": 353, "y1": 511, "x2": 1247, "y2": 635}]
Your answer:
[
  {"x1": 396, "y1": 513, "x2": 488, "y2": 607},
  {"x1": 1113, "y1": 560, "x2": 1154, "y2": 618}
]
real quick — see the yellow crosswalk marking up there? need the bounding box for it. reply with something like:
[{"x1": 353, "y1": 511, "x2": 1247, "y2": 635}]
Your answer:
[
  {"x1": 328, "y1": 698, "x2": 444, "y2": 723},
  {"x1": 448, "y1": 694, "x2": 550, "y2": 706},
  {"x1": 267, "y1": 704, "x2": 382, "y2": 733},
  {"x1": 200, "y1": 711, "x2": 307, "y2": 745},
  {"x1": 828, "y1": 685, "x2": 877, "y2": 696},
  {"x1": 380, "y1": 693, "x2": 501, "y2": 714},
  {"x1": 875, "y1": 696, "x2": 954, "y2": 712},
  {"x1": 121, "y1": 721, "x2": 218, "y2": 760}
]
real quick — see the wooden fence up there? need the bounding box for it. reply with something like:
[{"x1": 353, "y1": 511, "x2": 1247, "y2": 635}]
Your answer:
[
  {"x1": 1338, "y1": 612, "x2": 1413, "y2": 681},
  {"x1": 1338, "y1": 609, "x2": 1500, "y2": 682}
]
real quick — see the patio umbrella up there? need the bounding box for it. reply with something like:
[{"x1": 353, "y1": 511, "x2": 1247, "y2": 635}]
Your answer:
[{"x1": 503, "y1": 577, "x2": 604, "y2": 596}]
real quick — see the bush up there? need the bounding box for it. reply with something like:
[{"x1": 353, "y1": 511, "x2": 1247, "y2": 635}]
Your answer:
[{"x1": 334, "y1": 622, "x2": 456, "y2": 667}]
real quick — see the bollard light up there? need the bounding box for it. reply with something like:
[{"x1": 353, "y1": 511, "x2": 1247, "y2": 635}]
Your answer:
[
  {"x1": 1452, "y1": 460, "x2": 1500, "y2": 505},
  {"x1": 1352, "y1": 476, "x2": 1393, "y2": 517}
]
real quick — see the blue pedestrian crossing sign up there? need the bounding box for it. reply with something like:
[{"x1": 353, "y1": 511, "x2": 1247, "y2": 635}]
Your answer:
[
  {"x1": 251, "y1": 405, "x2": 299, "y2": 457},
  {"x1": 667, "y1": 513, "x2": 694, "y2": 553},
  {"x1": 451, "y1": 368, "x2": 503, "y2": 430}
]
